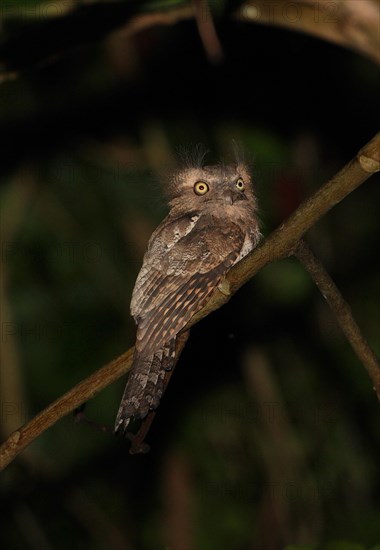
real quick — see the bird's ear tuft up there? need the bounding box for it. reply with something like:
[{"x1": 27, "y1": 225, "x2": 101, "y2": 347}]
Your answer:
[
  {"x1": 176, "y1": 143, "x2": 209, "y2": 169},
  {"x1": 231, "y1": 139, "x2": 246, "y2": 167}
]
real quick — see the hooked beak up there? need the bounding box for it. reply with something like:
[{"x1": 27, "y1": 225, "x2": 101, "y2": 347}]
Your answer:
[{"x1": 225, "y1": 189, "x2": 247, "y2": 205}]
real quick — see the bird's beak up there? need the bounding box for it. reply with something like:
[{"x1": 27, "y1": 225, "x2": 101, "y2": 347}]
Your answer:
[{"x1": 225, "y1": 189, "x2": 247, "y2": 205}]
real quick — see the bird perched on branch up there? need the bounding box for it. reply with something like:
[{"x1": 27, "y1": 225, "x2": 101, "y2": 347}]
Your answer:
[{"x1": 115, "y1": 152, "x2": 260, "y2": 443}]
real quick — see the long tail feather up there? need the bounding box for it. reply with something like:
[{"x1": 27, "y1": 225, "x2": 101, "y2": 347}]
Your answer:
[{"x1": 114, "y1": 339, "x2": 176, "y2": 433}]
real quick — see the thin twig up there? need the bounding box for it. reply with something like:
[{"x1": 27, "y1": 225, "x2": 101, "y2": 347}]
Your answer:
[
  {"x1": 294, "y1": 240, "x2": 380, "y2": 400},
  {"x1": 0, "y1": 132, "x2": 379, "y2": 471}
]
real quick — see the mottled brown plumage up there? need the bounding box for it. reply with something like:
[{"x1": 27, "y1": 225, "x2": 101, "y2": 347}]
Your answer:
[{"x1": 115, "y1": 161, "x2": 260, "y2": 434}]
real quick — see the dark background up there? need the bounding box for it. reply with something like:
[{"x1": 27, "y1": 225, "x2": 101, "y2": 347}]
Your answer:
[{"x1": 1, "y1": 1, "x2": 379, "y2": 549}]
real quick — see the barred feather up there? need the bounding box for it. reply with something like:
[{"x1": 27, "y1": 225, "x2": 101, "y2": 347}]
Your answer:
[{"x1": 115, "y1": 162, "x2": 260, "y2": 434}]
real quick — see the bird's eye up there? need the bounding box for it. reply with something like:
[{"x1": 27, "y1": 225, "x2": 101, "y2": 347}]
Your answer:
[
  {"x1": 194, "y1": 181, "x2": 210, "y2": 195},
  {"x1": 236, "y1": 178, "x2": 245, "y2": 191}
]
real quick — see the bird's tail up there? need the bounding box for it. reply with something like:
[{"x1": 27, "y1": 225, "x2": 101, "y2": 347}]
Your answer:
[{"x1": 114, "y1": 339, "x2": 176, "y2": 434}]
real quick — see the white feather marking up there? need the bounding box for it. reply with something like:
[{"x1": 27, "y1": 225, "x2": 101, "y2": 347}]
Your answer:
[{"x1": 236, "y1": 233, "x2": 255, "y2": 263}]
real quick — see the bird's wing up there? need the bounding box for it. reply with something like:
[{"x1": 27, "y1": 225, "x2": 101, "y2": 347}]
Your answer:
[
  {"x1": 131, "y1": 212, "x2": 200, "y2": 318},
  {"x1": 131, "y1": 213, "x2": 245, "y2": 355}
]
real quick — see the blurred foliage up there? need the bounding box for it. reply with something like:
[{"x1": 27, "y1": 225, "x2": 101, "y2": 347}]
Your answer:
[{"x1": 1, "y1": 1, "x2": 380, "y2": 549}]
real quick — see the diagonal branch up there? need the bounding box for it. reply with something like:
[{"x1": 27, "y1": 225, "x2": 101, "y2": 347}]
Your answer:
[
  {"x1": 187, "y1": 132, "x2": 380, "y2": 326},
  {"x1": 0, "y1": 349, "x2": 134, "y2": 471},
  {"x1": 294, "y1": 240, "x2": 380, "y2": 399},
  {"x1": 0, "y1": 132, "x2": 379, "y2": 471}
]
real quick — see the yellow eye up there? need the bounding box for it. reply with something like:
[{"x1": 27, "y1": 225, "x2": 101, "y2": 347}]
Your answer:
[
  {"x1": 194, "y1": 181, "x2": 209, "y2": 195},
  {"x1": 236, "y1": 178, "x2": 245, "y2": 191}
]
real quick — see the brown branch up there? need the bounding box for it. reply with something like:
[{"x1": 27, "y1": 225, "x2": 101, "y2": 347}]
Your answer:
[
  {"x1": 119, "y1": 5, "x2": 193, "y2": 38},
  {"x1": 192, "y1": 0, "x2": 224, "y2": 63},
  {"x1": 294, "y1": 240, "x2": 380, "y2": 399},
  {"x1": 0, "y1": 349, "x2": 134, "y2": 471},
  {"x1": 1, "y1": 0, "x2": 379, "y2": 83},
  {"x1": 116, "y1": 0, "x2": 380, "y2": 66},
  {"x1": 187, "y1": 132, "x2": 380, "y2": 327},
  {"x1": 0, "y1": 132, "x2": 379, "y2": 471},
  {"x1": 237, "y1": 0, "x2": 380, "y2": 65}
]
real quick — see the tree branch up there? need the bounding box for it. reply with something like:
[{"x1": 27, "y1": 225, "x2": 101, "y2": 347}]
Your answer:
[
  {"x1": 1, "y1": 0, "x2": 379, "y2": 83},
  {"x1": 294, "y1": 240, "x2": 380, "y2": 399},
  {"x1": 0, "y1": 349, "x2": 134, "y2": 471},
  {"x1": 192, "y1": 0, "x2": 223, "y2": 63},
  {"x1": 237, "y1": 0, "x2": 380, "y2": 65},
  {"x1": 187, "y1": 132, "x2": 380, "y2": 326},
  {"x1": 0, "y1": 132, "x2": 379, "y2": 471}
]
